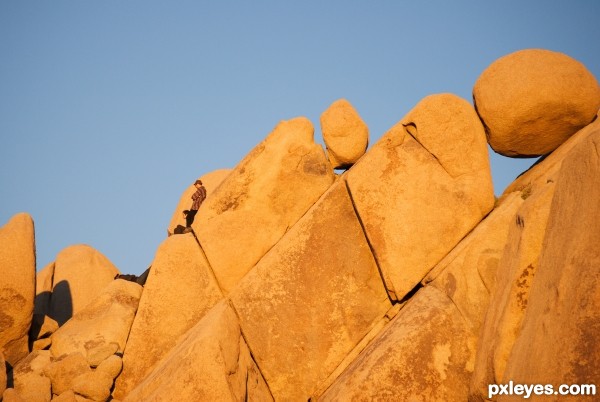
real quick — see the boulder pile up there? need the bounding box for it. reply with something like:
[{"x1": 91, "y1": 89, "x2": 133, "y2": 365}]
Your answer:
[{"x1": 1, "y1": 48, "x2": 599, "y2": 401}]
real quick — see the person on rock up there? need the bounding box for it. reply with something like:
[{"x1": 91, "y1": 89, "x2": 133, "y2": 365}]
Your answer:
[{"x1": 184, "y1": 179, "x2": 207, "y2": 231}]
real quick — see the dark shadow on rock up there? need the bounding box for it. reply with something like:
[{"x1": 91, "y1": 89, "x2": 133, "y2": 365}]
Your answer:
[
  {"x1": 173, "y1": 224, "x2": 187, "y2": 234},
  {"x1": 33, "y1": 290, "x2": 52, "y2": 317},
  {"x1": 48, "y1": 280, "x2": 73, "y2": 327},
  {"x1": 114, "y1": 266, "x2": 151, "y2": 287},
  {"x1": 136, "y1": 267, "x2": 151, "y2": 286},
  {"x1": 6, "y1": 360, "x2": 14, "y2": 388}
]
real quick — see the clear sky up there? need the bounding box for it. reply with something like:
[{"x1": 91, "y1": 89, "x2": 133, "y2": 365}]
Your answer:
[{"x1": 2, "y1": 1, "x2": 599, "y2": 275}]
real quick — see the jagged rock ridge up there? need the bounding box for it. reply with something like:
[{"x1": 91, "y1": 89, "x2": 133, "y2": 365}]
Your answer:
[{"x1": 1, "y1": 48, "x2": 599, "y2": 401}]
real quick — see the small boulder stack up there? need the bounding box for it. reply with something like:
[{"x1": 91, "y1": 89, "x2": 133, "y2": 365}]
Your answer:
[
  {"x1": 320, "y1": 99, "x2": 369, "y2": 169},
  {"x1": 473, "y1": 48, "x2": 600, "y2": 157}
]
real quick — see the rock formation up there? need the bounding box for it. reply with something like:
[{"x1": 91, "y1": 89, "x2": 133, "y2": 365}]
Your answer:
[
  {"x1": 346, "y1": 93, "x2": 495, "y2": 301},
  {"x1": 0, "y1": 213, "x2": 36, "y2": 366},
  {"x1": 167, "y1": 169, "x2": 232, "y2": 235},
  {"x1": 474, "y1": 48, "x2": 600, "y2": 157},
  {"x1": 320, "y1": 98, "x2": 369, "y2": 169},
  {"x1": 192, "y1": 116, "x2": 335, "y2": 293},
  {"x1": 113, "y1": 233, "x2": 223, "y2": 398},
  {"x1": 2, "y1": 48, "x2": 599, "y2": 401},
  {"x1": 48, "y1": 244, "x2": 120, "y2": 326}
]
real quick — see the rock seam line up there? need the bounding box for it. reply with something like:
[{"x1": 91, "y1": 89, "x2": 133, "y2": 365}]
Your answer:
[
  {"x1": 343, "y1": 178, "x2": 398, "y2": 303},
  {"x1": 189, "y1": 229, "x2": 276, "y2": 401}
]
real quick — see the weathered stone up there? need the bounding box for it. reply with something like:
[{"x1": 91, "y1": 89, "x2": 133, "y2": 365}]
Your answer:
[
  {"x1": 13, "y1": 371, "x2": 51, "y2": 402},
  {"x1": 86, "y1": 342, "x2": 119, "y2": 368},
  {"x1": 43, "y1": 352, "x2": 91, "y2": 396},
  {"x1": 167, "y1": 169, "x2": 232, "y2": 235},
  {"x1": 230, "y1": 183, "x2": 391, "y2": 401},
  {"x1": 52, "y1": 390, "x2": 78, "y2": 402},
  {"x1": 34, "y1": 262, "x2": 54, "y2": 316},
  {"x1": 32, "y1": 338, "x2": 52, "y2": 351},
  {"x1": 11, "y1": 350, "x2": 52, "y2": 378},
  {"x1": 2, "y1": 388, "x2": 26, "y2": 402},
  {"x1": 49, "y1": 244, "x2": 120, "y2": 326},
  {"x1": 114, "y1": 233, "x2": 223, "y2": 398},
  {"x1": 96, "y1": 354, "x2": 122, "y2": 380},
  {"x1": 50, "y1": 280, "x2": 141, "y2": 359},
  {"x1": 474, "y1": 49, "x2": 600, "y2": 157},
  {"x1": 193, "y1": 117, "x2": 335, "y2": 293},
  {"x1": 469, "y1": 182, "x2": 556, "y2": 401},
  {"x1": 320, "y1": 98, "x2": 369, "y2": 169},
  {"x1": 124, "y1": 301, "x2": 273, "y2": 402},
  {"x1": 0, "y1": 351, "x2": 6, "y2": 396},
  {"x1": 0, "y1": 213, "x2": 36, "y2": 365},
  {"x1": 501, "y1": 114, "x2": 600, "y2": 200},
  {"x1": 72, "y1": 370, "x2": 114, "y2": 402},
  {"x1": 30, "y1": 313, "x2": 59, "y2": 342},
  {"x1": 346, "y1": 93, "x2": 494, "y2": 301},
  {"x1": 497, "y1": 128, "x2": 600, "y2": 401},
  {"x1": 425, "y1": 192, "x2": 524, "y2": 336},
  {"x1": 319, "y1": 286, "x2": 476, "y2": 401}
]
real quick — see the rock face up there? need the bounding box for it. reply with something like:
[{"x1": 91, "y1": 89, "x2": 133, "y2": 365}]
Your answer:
[
  {"x1": 193, "y1": 117, "x2": 335, "y2": 293},
  {"x1": 3, "y1": 48, "x2": 599, "y2": 402},
  {"x1": 0, "y1": 213, "x2": 36, "y2": 366},
  {"x1": 167, "y1": 169, "x2": 232, "y2": 235},
  {"x1": 49, "y1": 244, "x2": 120, "y2": 326},
  {"x1": 320, "y1": 98, "x2": 369, "y2": 169},
  {"x1": 114, "y1": 233, "x2": 223, "y2": 399},
  {"x1": 346, "y1": 93, "x2": 494, "y2": 301},
  {"x1": 50, "y1": 280, "x2": 141, "y2": 359},
  {"x1": 34, "y1": 262, "x2": 54, "y2": 316},
  {"x1": 497, "y1": 127, "x2": 600, "y2": 401},
  {"x1": 320, "y1": 286, "x2": 475, "y2": 401},
  {"x1": 230, "y1": 183, "x2": 391, "y2": 401},
  {"x1": 1, "y1": 351, "x2": 6, "y2": 396},
  {"x1": 124, "y1": 300, "x2": 273, "y2": 402},
  {"x1": 474, "y1": 49, "x2": 600, "y2": 157},
  {"x1": 469, "y1": 183, "x2": 555, "y2": 400},
  {"x1": 425, "y1": 191, "x2": 524, "y2": 336}
]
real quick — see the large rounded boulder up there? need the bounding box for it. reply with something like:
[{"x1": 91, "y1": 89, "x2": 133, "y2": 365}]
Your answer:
[{"x1": 473, "y1": 49, "x2": 600, "y2": 157}]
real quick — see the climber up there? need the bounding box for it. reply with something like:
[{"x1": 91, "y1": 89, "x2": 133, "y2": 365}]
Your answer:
[{"x1": 185, "y1": 179, "x2": 207, "y2": 229}]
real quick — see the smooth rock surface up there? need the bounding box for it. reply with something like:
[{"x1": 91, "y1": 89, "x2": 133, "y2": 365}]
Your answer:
[
  {"x1": 124, "y1": 300, "x2": 273, "y2": 402},
  {"x1": 167, "y1": 169, "x2": 231, "y2": 235},
  {"x1": 43, "y1": 352, "x2": 91, "y2": 396},
  {"x1": 49, "y1": 244, "x2": 120, "y2": 326},
  {"x1": 319, "y1": 286, "x2": 476, "y2": 402},
  {"x1": 13, "y1": 371, "x2": 51, "y2": 402},
  {"x1": 498, "y1": 128, "x2": 600, "y2": 401},
  {"x1": 193, "y1": 117, "x2": 335, "y2": 293},
  {"x1": 469, "y1": 182, "x2": 555, "y2": 401},
  {"x1": 72, "y1": 370, "x2": 114, "y2": 401},
  {"x1": 320, "y1": 98, "x2": 369, "y2": 169},
  {"x1": 425, "y1": 192, "x2": 523, "y2": 335},
  {"x1": 501, "y1": 114, "x2": 600, "y2": 199},
  {"x1": 0, "y1": 351, "x2": 6, "y2": 396},
  {"x1": 230, "y1": 183, "x2": 391, "y2": 401},
  {"x1": 346, "y1": 93, "x2": 494, "y2": 301},
  {"x1": 474, "y1": 49, "x2": 600, "y2": 157},
  {"x1": 50, "y1": 280, "x2": 141, "y2": 359},
  {"x1": 0, "y1": 213, "x2": 36, "y2": 365},
  {"x1": 114, "y1": 234, "x2": 223, "y2": 399},
  {"x1": 2, "y1": 388, "x2": 26, "y2": 402}
]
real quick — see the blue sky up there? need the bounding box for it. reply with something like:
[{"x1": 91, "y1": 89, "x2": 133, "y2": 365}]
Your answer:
[{"x1": 2, "y1": 1, "x2": 599, "y2": 275}]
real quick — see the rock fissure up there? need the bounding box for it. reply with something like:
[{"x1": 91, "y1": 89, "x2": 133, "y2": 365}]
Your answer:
[{"x1": 343, "y1": 178, "x2": 398, "y2": 303}]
